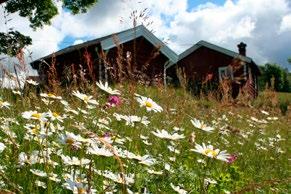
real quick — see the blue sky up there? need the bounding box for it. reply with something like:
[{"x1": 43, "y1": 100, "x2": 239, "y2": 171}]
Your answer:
[{"x1": 187, "y1": 0, "x2": 226, "y2": 9}]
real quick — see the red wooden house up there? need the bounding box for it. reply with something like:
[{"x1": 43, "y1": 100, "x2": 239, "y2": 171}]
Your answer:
[
  {"x1": 168, "y1": 41, "x2": 261, "y2": 98},
  {"x1": 30, "y1": 25, "x2": 178, "y2": 87},
  {"x1": 31, "y1": 25, "x2": 260, "y2": 98}
]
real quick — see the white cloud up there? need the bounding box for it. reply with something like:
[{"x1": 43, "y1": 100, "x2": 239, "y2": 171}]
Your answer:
[
  {"x1": 167, "y1": 0, "x2": 291, "y2": 68},
  {"x1": 0, "y1": 0, "x2": 291, "y2": 72},
  {"x1": 73, "y1": 39, "x2": 84, "y2": 45},
  {"x1": 0, "y1": 4, "x2": 64, "y2": 75},
  {"x1": 279, "y1": 14, "x2": 291, "y2": 33},
  {"x1": 210, "y1": 16, "x2": 256, "y2": 43}
]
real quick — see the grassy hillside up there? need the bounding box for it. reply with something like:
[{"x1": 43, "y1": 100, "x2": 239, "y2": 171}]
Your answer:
[
  {"x1": 0, "y1": 83, "x2": 290, "y2": 193},
  {"x1": 278, "y1": 92, "x2": 291, "y2": 102}
]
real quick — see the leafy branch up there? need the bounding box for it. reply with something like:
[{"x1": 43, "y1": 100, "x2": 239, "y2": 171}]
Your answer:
[{"x1": 0, "y1": 0, "x2": 99, "y2": 55}]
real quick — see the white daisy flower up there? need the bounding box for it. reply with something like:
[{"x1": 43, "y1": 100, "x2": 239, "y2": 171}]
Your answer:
[
  {"x1": 60, "y1": 100, "x2": 69, "y2": 107},
  {"x1": 61, "y1": 155, "x2": 90, "y2": 166},
  {"x1": 41, "y1": 98, "x2": 52, "y2": 106},
  {"x1": 113, "y1": 113, "x2": 150, "y2": 127},
  {"x1": 167, "y1": 145, "x2": 180, "y2": 154},
  {"x1": 250, "y1": 117, "x2": 268, "y2": 124},
  {"x1": 47, "y1": 110, "x2": 64, "y2": 122},
  {"x1": 197, "y1": 159, "x2": 206, "y2": 164},
  {"x1": 26, "y1": 79, "x2": 39, "y2": 86},
  {"x1": 30, "y1": 169, "x2": 47, "y2": 177},
  {"x1": 173, "y1": 127, "x2": 184, "y2": 132},
  {"x1": 40, "y1": 93, "x2": 62, "y2": 100},
  {"x1": 72, "y1": 91, "x2": 98, "y2": 105},
  {"x1": 24, "y1": 122, "x2": 55, "y2": 138},
  {"x1": 260, "y1": 110, "x2": 269, "y2": 115},
  {"x1": 151, "y1": 129, "x2": 185, "y2": 140},
  {"x1": 18, "y1": 153, "x2": 28, "y2": 166},
  {"x1": 48, "y1": 173, "x2": 61, "y2": 183},
  {"x1": 12, "y1": 90, "x2": 22, "y2": 95},
  {"x1": 87, "y1": 143, "x2": 113, "y2": 157},
  {"x1": 65, "y1": 107, "x2": 79, "y2": 115},
  {"x1": 22, "y1": 111, "x2": 48, "y2": 122},
  {"x1": 267, "y1": 117, "x2": 279, "y2": 121},
  {"x1": 96, "y1": 81, "x2": 121, "y2": 95},
  {"x1": 0, "y1": 142, "x2": 6, "y2": 153},
  {"x1": 135, "y1": 94, "x2": 163, "y2": 112},
  {"x1": 18, "y1": 152, "x2": 34, "y2": 166},
  {"x1": 60, "y1": 132, "x2": 88, "y2": 148},
  {"x1": 191, "y1": 118, "x2": 214, "y2": 133},
  {"x1": 204, "y1": 178, "x2": 217, "y2": 186},
  {"x1": 165, "y1": 163, "x2": 171, "y2": 171},
  {"x1": 63, "y1": 172, "x2": 95, "y2": 194},
  {"x1": 96, "y1": 170, "x2": 135, "y2": 185},
  {"x1": 142, "y1": 139, "x2": 152, "y2": 146},
  {"x1": 35, "y1": 180, "x2": 47, "y2": 189},
  {"x1": 191, "y1": 143, "x2": 230, "y2": 162},
  {"x1": 138, "y1": 155, "x2": 156, "y2": 166},
  {"x1": 0, "y1": 100, "x2": 11, "y2": 109},
  {"x1": 170, "y1": 183, "x2": 188, "y2": 194},
  {"x1": 147, "y1": 169, "x2": 163, "y2": 175},
  {"x1": 169, "y1": 156, "x2": 176, "y2": 162}
]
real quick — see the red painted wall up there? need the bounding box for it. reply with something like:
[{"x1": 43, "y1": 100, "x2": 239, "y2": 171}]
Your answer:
[{"x1": 177, "y1": 46, "x2": 257, "y2": 98}]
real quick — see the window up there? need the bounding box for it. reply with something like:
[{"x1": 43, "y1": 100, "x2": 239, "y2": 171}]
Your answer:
[
  {"x1": 126, "y1": 51, "x2": 132, "y2": 59},
  {"x1": 218, "y1": 66, "x2": 233, "y2": 81}
]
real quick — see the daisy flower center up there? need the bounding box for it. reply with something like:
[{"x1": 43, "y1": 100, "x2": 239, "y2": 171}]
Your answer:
[
  {"x1": 53, "y1": 112, "x2": 59, "y2": 118},
  {"x1": 78, "y1": 188, "x2": 86, "y2": 194},
  {"x1": 204, "y1": 149, "x2": 218, "y2": 157},
  {"x1": 48, "y1": 93, "x2": 55, "y2": 97},
  {"x1": 145, "y1": 101, "x2": 153, "y2": 108},
  {"x1": 83, "y1": 96, "x2": 89, "y2": 103},
  {"x1": 66, "y1": 138, "x2": 75, "y2": 145},
  {"x1": 32, "y1": 113, "x2": 42, "y2": 119},
  {"x1": 76, "y1": 177, "x2": 83, "y2": 183},
  {"x1": 32, "y1": 127, "x2": 39, "y2": 135}
]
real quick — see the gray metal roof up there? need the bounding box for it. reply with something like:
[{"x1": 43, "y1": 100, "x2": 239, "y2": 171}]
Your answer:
[
  {"x1": 179, "y1": 40, "x2": 253, "y2": 63},
  {"x1": 100, "y1": 25, "x2": 178, "y2": 63},
  {"x1": 31, "y1": 25, "x2": 178, "y2": 66}
]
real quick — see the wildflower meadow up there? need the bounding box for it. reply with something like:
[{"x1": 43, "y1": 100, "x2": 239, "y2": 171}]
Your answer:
[{"x1": 0, "y1": 81, "x2": 290, "y2": 194}]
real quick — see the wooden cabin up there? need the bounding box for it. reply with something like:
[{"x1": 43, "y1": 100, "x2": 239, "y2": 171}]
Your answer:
[
  {"x1": 30, "y1": 25, "x2": 260, "y2": 98},
  {"x1": 30, "y1": 25, "x2": 178, "y2": 87},
  {"x1": 168, "y1": 41, "x2": 261, "y2": 98}
]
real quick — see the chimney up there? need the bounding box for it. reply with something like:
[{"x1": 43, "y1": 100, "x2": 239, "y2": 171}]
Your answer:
[{"x1": 237, "y1": 42, "x2": 247, "y2": 56}]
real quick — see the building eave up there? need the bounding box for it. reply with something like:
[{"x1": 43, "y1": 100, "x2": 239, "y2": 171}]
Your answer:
[
  {"x1": 100, "y1": 25, "x2": 178, "y2": 63},
  {"x1": 179, "y1": 40, "x2": 253, "y2": 63},
  {"x1": 30, "y1": 25, "x2": 178, "y2": 69}
]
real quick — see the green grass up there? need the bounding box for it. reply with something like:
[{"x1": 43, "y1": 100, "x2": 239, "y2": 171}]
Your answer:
[
  {"x1": 278, "y1": 92, "x2": 291, "y2": 102},
  {"x1": 0, "y1": 84, "x2": 290, "y2": 194}
]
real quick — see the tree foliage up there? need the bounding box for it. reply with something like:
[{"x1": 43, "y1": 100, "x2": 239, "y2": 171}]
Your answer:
[
  {"x1": 0, "y1": 31, "x2": 32, "y2": 56},
  {"x1": 0, "y1": 0, "x2": 98, "y2": 56},
  {"x1": 259, "y1": 63, "x2": 290, "y2": 92},
  {"x1": 281, "y1": 68, "x2": 290, "y2": 92}
]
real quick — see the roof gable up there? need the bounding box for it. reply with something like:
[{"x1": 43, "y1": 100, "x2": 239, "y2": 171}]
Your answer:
[
  {"x1": 179, "y1": 40, "x2": 253, "y2": 63},
  {"x1": 100, "y1": 25, "x2": 178, "y2": 63},
  {"x1": 32, "y1": 25, "x2": 178, "y2": 65}
]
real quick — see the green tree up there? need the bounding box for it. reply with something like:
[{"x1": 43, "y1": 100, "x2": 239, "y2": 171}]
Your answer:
[
  {"x1": 260, "y1": 63, "x2": 290, "y2": 92},
  {"x1": 263, "y1": 63, "x2": 282, "y2": 91},
  {"x1": 288, "y1": 58, "x2": 291, "y2": 64},
  {"x1": 281, "y1": 68, "x2": 290, "y2": 92},
  {"x1": 0, "y1": 31, "x2": 32, "y2": 56},
  {"x1": 0, "y1": 0, "x2": 98, "y2": 56}
]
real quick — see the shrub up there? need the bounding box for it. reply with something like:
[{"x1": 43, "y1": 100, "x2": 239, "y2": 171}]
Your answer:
[{"x1": 279, "y1": 99, "x2": 289, "y2": 116}]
